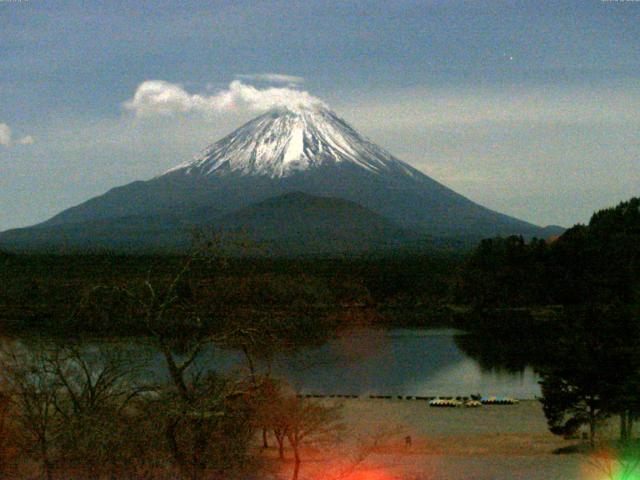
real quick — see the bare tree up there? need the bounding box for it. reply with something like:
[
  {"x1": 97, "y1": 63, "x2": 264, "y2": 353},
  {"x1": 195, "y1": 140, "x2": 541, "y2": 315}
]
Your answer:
[
  {"x1": 251, "y1": 379, "x2": 290, "y2": 460},
  {"x1": 46, "y1": 343, "x2": 144, "y2": 479},
  {"x1": 0, "y1": 341, "x2": 144, "y2": 480},
  {"x1": 284, "y1": 396, "x2": 343, "y2": 480},
  {"x1": 1, "y1": 346, "x2": 62, "y2": 480},
  {"x1": 80, "y1": 244, "x2": 261, "y2": 480}
]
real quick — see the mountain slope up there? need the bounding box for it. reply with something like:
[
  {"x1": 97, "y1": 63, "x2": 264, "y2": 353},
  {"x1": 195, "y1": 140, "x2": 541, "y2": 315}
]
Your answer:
[
  {"x1": 0, "y1": 193, "x2": 422, "y2": 255},
  {"x1": 0, "y1": 105, "x2": 559, "y2": 252}
]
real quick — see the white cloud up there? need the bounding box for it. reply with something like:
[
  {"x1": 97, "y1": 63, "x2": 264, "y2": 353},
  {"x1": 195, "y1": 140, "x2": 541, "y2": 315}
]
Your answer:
[
  {"x1": 124, "y1": 79, "x2": 324, "y2": 118},
  {"x1": 18, "y1": 135, "x2": 35, "y2": 145},
  {"x1": 0, "y1": 123, "x2": 35, "y2": 148},
  {"x1": 234, "y1": 73, "x2": 304, "y2": 84},
  {"x1": 0, "y1": 124, "x2": 11, "y2": 147}
]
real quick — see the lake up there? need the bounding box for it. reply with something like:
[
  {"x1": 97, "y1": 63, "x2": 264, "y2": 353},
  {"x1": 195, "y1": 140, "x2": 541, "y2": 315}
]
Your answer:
[
  {"x1": 268, "y1": 328, "x2": 541, "y2": 399},
  {"x1": 6, "y1": 328, "x2": 542, "y2": 399}
]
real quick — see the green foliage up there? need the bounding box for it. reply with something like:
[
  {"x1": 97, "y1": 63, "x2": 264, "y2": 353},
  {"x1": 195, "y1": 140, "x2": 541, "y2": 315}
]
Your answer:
[
  {"x1": 457, "y1": 236, "x2": 552, "y2": 307},
  {"x1": 458, "y1": 197, "x2": 640, "y2": 308},
  {"x1": 538, "y1": 305, "x2": 640, "y2": 444},
  {"x1": 454, "y1": 309, "x2": 561, "y2": 373}
]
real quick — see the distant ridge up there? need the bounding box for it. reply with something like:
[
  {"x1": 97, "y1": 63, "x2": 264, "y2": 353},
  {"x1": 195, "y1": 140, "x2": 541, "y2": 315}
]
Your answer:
[{"x1": 215, "y1": 191, "x2": 423, "y2": 256}]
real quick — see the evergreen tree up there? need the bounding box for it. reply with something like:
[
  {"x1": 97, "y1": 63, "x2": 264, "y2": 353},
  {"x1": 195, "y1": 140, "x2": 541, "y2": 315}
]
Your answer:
[{"x1": 539, "y1": 305, "x2": 640, "y2": 446}]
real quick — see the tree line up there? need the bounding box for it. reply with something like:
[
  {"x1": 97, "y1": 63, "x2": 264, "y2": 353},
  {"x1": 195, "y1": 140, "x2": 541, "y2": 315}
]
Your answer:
[
  {"x1": 0, "y1": 249, "x2": 462, "y2": 334},
  {"x1": 457, "y1": 197, "x2": 640, "y2": 308}
]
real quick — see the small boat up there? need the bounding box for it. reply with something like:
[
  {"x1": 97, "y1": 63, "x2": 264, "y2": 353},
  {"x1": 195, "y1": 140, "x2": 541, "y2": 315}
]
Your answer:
[{"x1": 428, "y1": 398, "x2": 462, "y2": 407}]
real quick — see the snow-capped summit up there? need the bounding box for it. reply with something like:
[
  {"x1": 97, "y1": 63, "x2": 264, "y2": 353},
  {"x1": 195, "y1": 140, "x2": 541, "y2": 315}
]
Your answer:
[{"x1": 164, "y1": 105, "x2": 418, "y2": 179}]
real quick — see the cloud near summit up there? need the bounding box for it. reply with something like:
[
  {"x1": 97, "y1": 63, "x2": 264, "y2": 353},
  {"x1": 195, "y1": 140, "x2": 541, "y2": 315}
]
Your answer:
[
  {"x1": 124, "y1": 78, "x2": 324, "y2": 118},
  {"x1": 0, "y1": 123, "x2": 34, "y2": 148},
  {"x1": 0, "y1": 124, "x2": 10, "y2": 147}
]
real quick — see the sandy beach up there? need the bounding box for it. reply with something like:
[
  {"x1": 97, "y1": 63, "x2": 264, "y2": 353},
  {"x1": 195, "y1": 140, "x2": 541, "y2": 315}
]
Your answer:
[{"x1": 271, "y1": 399, "x2": 601, "y2": 480}]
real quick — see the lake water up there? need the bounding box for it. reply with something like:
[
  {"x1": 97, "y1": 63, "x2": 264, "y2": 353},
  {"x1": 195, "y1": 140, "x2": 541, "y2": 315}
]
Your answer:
[
  {"x1": 9, "y1": 328, "x2": 542, "y2": 399},
  {"x1": 268, "y1": 328, "x2": 541, "y2": 399}
]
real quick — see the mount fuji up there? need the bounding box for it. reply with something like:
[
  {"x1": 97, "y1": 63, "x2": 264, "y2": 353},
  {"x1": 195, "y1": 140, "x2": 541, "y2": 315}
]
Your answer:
[{"x1": 0, "y1": 105, "x2": 562, "y2": 254}]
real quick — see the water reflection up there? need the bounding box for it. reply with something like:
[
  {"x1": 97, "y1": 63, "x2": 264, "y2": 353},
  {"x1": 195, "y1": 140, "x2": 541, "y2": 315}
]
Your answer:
[
  {"x1": 270, "y1": 328, "x2": 541, "y2": 398},
  {"x1": 454, "y1": 333, "x2": 533, "y2": 374},
  {"x1": 2, "y1": 328, "x2": 542, "y2": 399}
]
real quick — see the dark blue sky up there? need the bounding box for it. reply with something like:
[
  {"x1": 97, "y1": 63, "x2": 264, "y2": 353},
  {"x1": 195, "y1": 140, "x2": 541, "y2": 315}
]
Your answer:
[{"x1": 1, "y1": 0, "x2": 639, "y2": 230}]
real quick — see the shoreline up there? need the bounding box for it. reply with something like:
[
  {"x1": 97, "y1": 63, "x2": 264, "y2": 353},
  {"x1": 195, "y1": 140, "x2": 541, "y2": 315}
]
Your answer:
[{"x1": 274, "y1": 398, "x2": 602, "y2": 480}]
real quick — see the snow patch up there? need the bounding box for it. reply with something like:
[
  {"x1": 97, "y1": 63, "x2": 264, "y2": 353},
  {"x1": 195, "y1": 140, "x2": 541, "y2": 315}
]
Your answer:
[
  {"x1": 162, "y1": 105, "x2": 417, "y2": 180},
  {"x1": 282, "y1": 123, "x2": 305, "y2": 165}
]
